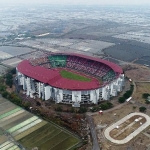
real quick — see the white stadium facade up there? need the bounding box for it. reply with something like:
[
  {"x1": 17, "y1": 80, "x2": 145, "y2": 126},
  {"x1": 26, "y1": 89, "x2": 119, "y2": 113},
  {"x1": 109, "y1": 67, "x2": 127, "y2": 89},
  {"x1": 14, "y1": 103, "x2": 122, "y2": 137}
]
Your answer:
[{"x1": 16, "y1": 53, "x2": 124, "y2": 107}]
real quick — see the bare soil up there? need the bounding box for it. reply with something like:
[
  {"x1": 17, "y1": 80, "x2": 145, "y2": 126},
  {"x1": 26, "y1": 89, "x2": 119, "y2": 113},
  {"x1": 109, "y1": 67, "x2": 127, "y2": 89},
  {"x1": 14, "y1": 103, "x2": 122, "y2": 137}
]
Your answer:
[
  {"x1": 133, "y1": 82, "x2": 150, "y2": 104},
  {"x1": 110, "y1": 115, "x2": 146, "y2": 140},
  {"x1": 123, "y1": 64, "x2": 150, "y2": 81}
]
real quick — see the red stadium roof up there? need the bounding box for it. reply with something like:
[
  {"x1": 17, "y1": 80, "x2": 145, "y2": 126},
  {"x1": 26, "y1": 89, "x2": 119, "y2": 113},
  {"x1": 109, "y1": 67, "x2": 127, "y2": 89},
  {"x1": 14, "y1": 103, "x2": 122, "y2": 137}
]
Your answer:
[{"x1": 17, "y1": 53, "x2": 123, "y2": 91}]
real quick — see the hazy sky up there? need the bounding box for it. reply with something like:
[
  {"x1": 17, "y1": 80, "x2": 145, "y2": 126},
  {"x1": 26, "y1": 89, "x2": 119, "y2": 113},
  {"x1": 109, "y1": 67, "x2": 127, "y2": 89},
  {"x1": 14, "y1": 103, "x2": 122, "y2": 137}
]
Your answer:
[{"x1": 1, "y1": 0, "x2": 150, "y2": 5}]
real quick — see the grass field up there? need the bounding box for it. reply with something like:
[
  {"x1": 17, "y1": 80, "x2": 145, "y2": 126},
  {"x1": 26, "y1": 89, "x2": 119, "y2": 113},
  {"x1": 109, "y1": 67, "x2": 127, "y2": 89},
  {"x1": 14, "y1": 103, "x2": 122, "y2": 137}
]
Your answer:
[
  {"x1": 0, "y1": 97, "x2": 81, "y2": 150},
  {"x1": 60, "y1": 69, "x2": 91, "y2": 82}
]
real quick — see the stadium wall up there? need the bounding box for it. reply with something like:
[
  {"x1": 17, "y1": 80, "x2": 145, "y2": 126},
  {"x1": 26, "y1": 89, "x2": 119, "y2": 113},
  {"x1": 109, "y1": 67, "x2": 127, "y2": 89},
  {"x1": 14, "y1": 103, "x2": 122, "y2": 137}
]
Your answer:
[{"x1": 16, "y1": 69, "x2": 124, "y2": 107}]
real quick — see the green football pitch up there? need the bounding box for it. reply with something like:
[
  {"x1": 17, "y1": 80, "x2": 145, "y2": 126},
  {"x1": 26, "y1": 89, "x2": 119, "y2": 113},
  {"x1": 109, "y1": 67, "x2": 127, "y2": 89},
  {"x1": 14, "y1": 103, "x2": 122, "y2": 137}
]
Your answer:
[{"x1": 60, "y1": 70, "x2": 91, "y2": 82}]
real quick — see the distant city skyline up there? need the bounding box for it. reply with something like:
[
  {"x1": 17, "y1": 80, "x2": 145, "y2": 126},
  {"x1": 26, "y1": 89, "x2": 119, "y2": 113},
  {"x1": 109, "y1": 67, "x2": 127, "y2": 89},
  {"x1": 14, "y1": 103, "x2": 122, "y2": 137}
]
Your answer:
[{"x1": 1, "y1": 0, "x2": 150, "y2": 5}]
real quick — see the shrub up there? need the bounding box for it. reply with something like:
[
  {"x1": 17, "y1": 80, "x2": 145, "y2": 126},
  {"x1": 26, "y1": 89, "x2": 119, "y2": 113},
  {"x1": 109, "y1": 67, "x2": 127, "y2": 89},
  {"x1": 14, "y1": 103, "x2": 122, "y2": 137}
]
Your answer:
[
  {"x1": 142, "y1": 93, "x2": 150, "y2": 99},
  {"x1": 10, "y1": 68, "x2": 16, "y2": 74},
  {"x1": 78, "y1": 107, "x2": 87, "y2": 113},
  {"x1": 100, "y1": 103, "x2": 109, "y2": 110},
  {"x1": 2, "y1": 91, "x2": 9, "y2": 98},
  {"x1": 145, "y1": 100, "x2": 150, "y2": 104},
  {"x1": 123, "y1": 90, "x2": 132, "y2": 99},
  {"x1": 139, "y1": 107, "x2": 146, "y2": 112},
  {"x1": 91, "y1": 106, "x2": 99, "y2": 112},
  {"x1": 107, "y1": 102, "x2": 113, "y2": 108},
  {"x1": 0, "y1": 84, "x2": 6, "y2": 92},
  {"x1": 118, "y1": 97, "x2": 126, "y2": 103},
  {"x1": 99, "y1": 102, "x2": 113, "y2": 110},
  {"x1": 56, "y1": 106, "x2": 63, "y2": 112}
]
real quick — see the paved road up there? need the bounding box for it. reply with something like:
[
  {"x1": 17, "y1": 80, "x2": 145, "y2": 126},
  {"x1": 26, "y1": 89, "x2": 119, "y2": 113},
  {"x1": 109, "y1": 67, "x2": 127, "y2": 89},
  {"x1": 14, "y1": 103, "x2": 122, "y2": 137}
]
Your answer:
[{"x1": 86, "y1": 115, "x2": 100, "y2": 150}]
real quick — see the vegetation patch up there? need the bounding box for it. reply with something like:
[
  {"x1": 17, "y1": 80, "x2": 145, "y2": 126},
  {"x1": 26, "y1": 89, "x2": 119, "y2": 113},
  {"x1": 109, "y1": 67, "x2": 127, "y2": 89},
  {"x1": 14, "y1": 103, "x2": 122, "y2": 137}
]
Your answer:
[
  {"x1": 91, "y1": 102, "x2": 113, "y2": 112},
  {"x1": 118, "y1": 84, "x2": 134, "y2": 103},
  {"x1": 139, "y1": 106, "x2": 147, "y2": 112},
  {"x1": 142, "y1": 93, "x2": 150, "y2": 104},
  {"x1": 134, "y1": 82, "x2": 150, "y2": 104},
  {"x1": 60, "y1": 70, "x2": 91, "y2": 82}
]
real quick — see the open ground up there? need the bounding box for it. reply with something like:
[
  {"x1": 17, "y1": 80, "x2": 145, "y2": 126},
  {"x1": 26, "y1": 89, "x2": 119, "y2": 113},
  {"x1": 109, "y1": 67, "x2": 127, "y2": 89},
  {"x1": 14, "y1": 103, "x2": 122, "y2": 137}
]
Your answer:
[
  {"x1": 92, "y1": 63, "x2": 150, "y2": 150},
  {"x1": 104, "y1": 113, "x2": 150, "y2": 144}
]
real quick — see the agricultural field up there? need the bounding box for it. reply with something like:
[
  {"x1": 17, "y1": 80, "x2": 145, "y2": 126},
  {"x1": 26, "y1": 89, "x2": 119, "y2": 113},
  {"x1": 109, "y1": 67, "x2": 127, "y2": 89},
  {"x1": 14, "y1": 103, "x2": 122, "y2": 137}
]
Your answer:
[
  {"x1": 0, "y1": 96, "x2": 80, "y2": 150},
  {"x1": 60, "y1": 69, "x2": 91, "y2": 82}
]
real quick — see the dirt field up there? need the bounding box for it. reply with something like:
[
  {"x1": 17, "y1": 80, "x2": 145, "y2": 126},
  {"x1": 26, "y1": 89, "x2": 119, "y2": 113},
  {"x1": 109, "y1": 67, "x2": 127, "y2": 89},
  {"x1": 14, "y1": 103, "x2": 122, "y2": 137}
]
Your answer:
[
  {"x1": 133, "y1": 82, "x2": 150, "y2": 104},
  {"x1": 93, "y1": 104, "x2": 150, "y2": 150},
  {"x1": 109, "y1": 115, "x2": 146, "y2": 140},
  {"x1": 101, "y1": 132, "x2": 150, "y2": 150},
  {"x1": 123, "y1": 64, "x2": 150, "y2": 81},
  {"x1": 93, "y1": 103, "x2": 139, "y2": 125}
]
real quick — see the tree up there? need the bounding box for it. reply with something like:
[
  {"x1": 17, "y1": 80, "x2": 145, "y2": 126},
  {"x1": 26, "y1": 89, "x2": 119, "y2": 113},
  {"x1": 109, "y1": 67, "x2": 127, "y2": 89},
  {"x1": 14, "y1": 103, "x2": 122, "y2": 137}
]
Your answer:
[
  {"x1": 2, "y1": 91, "x2": 9, "y2": 98},
  {"x1": 145, "y1": 100, "x2": 150, "y2": 104},
  {"x1": 106, "y1": 102, "x2": 113, "y2": 108},
  {"x1": 139, "y1": 107, "x2": 146, "y2": 112},
  {"x1": 36, "y1": 101, "x2": 41, "y2": 106},
  {"x1": 118, "y1": 97, "x2": 126, "y2": 103},
  {"x1": 100, "y1": 103, "x2": 109, "y2": 110},
  {"x1": 123, "y1": 90, "x2": 132, "y2": 99},
  {"x1": 142, "y1": 93, "x2": 150, "y2": 99},
  {"x1": 6, "y1": 79, "x2": 13, "y2": 88},
  {"x1": 0, "y1": 77, "x2": 5, "y2": 84},
  {"x1": 6, "y1": 73, "x2": 13, "y2": 79},
  {"x1": 130, "y1": 84, "x2": 134, "y2": 91},
  {"x1": 10, "y1": 68, "x2": 16, "y2": 74},
  {"x1": 0, "y1": 84, "x2": 6, "y2": 92},
  {"x1": 23, "y1": 102, "x2": 31, "y2": 110}
]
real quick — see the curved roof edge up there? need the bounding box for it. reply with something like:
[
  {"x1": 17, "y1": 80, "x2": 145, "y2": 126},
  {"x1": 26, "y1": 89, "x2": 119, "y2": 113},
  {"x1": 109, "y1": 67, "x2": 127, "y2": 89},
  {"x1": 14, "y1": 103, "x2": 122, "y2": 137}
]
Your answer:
[
  {"x1": 50, "y1": 52, "x2": 123, "y2": 74},
  {"x1": 17, "y1": 53, "x2": 123, "y2": 90}
]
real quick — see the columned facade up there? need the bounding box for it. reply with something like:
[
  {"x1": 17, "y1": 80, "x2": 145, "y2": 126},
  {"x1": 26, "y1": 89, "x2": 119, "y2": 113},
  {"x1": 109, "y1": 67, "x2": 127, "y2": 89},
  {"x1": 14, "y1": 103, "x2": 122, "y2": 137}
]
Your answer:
[{"x1": 17, "y1": 68, "x2": 124, "y2": 107}]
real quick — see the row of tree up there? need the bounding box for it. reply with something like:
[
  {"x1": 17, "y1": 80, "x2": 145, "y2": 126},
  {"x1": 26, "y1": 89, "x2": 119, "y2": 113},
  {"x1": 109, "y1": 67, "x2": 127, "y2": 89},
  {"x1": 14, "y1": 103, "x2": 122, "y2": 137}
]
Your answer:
[{"x1": 118, "y1": 84, "x2": 134, "y2": 103}]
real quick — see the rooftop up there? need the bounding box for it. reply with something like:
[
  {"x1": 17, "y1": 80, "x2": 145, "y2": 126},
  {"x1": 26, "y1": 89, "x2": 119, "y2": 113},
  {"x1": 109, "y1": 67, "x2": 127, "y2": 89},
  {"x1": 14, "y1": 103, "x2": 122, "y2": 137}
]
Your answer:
[{"x1": 17, "y1": 53, "x2": 123, "y2": 90}]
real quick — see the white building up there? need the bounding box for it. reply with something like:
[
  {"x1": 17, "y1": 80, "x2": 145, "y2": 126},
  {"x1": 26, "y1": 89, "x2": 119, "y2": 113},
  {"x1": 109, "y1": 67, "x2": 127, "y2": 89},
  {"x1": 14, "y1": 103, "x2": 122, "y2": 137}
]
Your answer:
[{"x1": 16, "y1": 53, "x2": 124, "y2": 107}]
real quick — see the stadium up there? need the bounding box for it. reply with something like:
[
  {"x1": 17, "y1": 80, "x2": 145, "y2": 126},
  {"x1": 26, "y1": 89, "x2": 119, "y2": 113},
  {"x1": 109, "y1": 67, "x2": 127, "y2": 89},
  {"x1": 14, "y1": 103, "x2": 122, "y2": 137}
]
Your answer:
[{"x1": 16, "y1": 53, "x2": 124, "y2": 107}]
